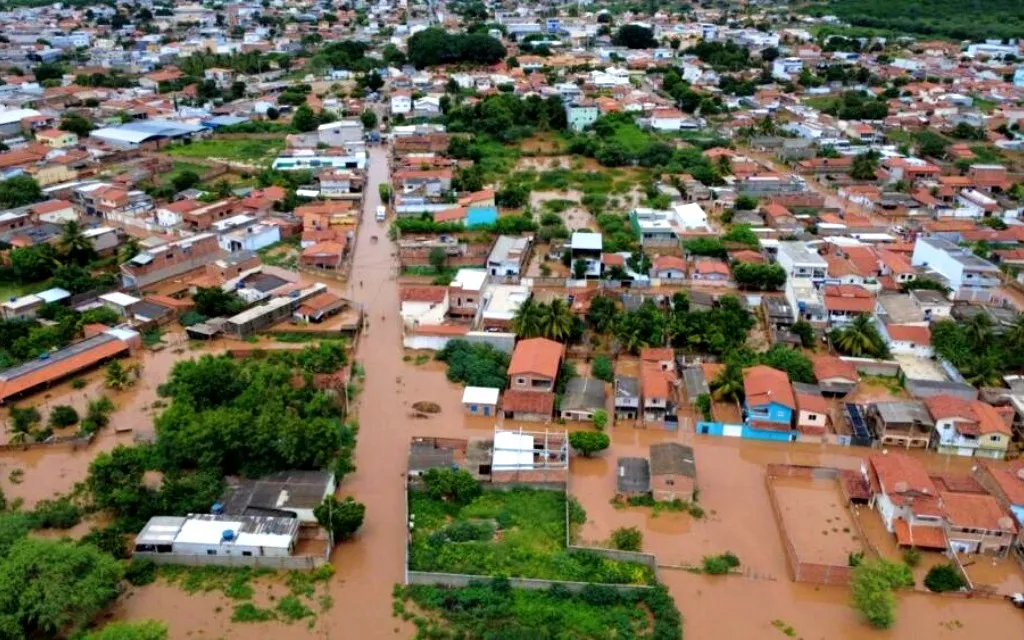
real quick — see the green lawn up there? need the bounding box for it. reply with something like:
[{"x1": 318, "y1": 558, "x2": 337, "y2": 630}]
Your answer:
[
  {"x1": 394, "y1": 580, "x2": 682, "y2": 640},
  {"x1": 166, "y1": 138, "x2": 285, "y2": 166},
  {"x1": 802, "y1": 96, "x2": 836, "y2": 112},
  {"x1": 408, "y1": 487, "x2": 655, "y2": 585},
  {"x1": 160, "y1": 161, "x2": 210, "y2": 186}
]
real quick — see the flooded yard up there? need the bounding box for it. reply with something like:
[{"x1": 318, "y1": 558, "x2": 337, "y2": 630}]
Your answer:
[{"x1": 772, "y1": 475, "x2": 862, "y2": 566}]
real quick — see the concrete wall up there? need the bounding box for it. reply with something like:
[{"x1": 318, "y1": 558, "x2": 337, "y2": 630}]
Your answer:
[
  {"x1": 839, "y1": 356, "x2": 900, "y2": 377},
  {"x1": 137, "y1": 553, "x2": 328, "y2": 570},
  {"x1": 464, "y1": 331, "x2": 515, "y2": 354}
]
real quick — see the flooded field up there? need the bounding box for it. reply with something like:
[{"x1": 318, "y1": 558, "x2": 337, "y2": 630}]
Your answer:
[{"x1": 16, "y1": 144, "x2": 1022, "y2": 638}]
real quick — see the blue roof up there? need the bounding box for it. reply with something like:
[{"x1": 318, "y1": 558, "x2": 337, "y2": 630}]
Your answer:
[{"x1": 466, "y1": 206, "x2": 498, "y2": 228}]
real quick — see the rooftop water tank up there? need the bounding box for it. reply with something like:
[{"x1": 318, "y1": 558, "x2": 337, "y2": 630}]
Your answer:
[{"x1": 221, "y1": 529, "x2": 235, "y2": 542}]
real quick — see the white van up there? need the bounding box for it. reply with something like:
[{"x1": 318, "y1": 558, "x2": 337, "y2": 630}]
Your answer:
[{"x1": 375, "y1": 205, "x2": 386, "y2": 221}]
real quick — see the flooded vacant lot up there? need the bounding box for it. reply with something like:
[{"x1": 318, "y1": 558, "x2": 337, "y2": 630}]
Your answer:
[{"x1": 772, "y1": 475, "x2": 861, "y2": 566}]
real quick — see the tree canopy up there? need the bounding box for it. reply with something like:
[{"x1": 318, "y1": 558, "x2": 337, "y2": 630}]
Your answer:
[
  {"x1": 407, "y1": 28, "x2": 506, "y2": 68},
  {"x1": 612, "y1": 25, "x2": 656, "y2": 49}
]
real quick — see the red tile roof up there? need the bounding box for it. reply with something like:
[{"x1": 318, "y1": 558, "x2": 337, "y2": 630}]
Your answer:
[
  {"x1": 869, "y1": 453, "x2": 937, "y2": 505},
  {"x1": 501, "y1": 389, "x2": 555, "y2": 415},
  {"x1": 941, "y1": 492, "x2": 1016, "y2": 533},
  {"x1": 894, "y1": 520, "x2": 947, "y2": 549},
  {"x1": 399, "y1": 286, "x2": 448, "y2": 304},
  {"x1": 0, "y1": 337, "x2": 129, "y2": 402},
  {"x1": 507, "y1": 338, "x2": 563, "y2": 378},
  {"x1": 980, "y1": 461, "x2": 1024, "y2": 506},
  {"x1": 743, "y1": 365, "x2": 795, "y2": 410},
  {"x1": 886, "y1": 323, "x2": 930, "y2": 346},
  {"x1": 795, "y1": 389, "x2": 829, "y2": 414},
  {"x1": 653, "y1": 255, "x2": 686, "y2": 271},
  {"x1": 812, "y1": 355, "x2": 858, "y2": 382},
  {"x1": 823, "y1": 284, "x2": 875, "y2": 313},
  {"x1": 641, "y1": 362, "x2": 670, "y2": 398},
  {"x1": 640, "y1": 347, "x2": 674, "y2": 363}
]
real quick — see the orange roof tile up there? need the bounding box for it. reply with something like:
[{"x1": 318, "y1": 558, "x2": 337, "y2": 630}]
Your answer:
[
  {"x1": 886, "y1": 324, "x2": 930, "y2": 346},
  {"x1": 501, "y1": 389, "x2": 554, "y2": 415},
  {"x1": 508, "y1": 338, "x2": 563, "y2": 378},
  {"x1": 894, "y1": 520, "x2": 947, "y2": 549},
  {"x1": 743, "y1": 365, "x2": 794, "y2": 410},
  {"x1": 812, "y1": 355, "x2": 858, "y2": 382},
  {"x1": 941, "y1": 492, "x2": 1016, "y2": 533},
  {"x1": 399, "y1": 285, "x2": 447, "y2": 304}
]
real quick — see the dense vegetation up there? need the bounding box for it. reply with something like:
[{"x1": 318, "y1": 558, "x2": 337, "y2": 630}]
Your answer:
[
  {"x1": 394, "y1": 579, "x2": 682, "y2": 640},
  {"x1": 407, "y1": 28, "x2": 506, "y2": 68},
  {"x1": 932, "y1": 314, "x2": 1024, "y2": 385},
  {"x1": 850, "y1": 558, "x2": 914, "y2": 629},
  {"x1": 806, "y1": 0, "x2": 1024, "y2": 41},
  {"x1": 437, "y1": 339, "x2": 510, "y2": 388},
  {"x1": 0, "y1": 305, "x2": 121, "y2": 369},
  {"x1": 408, "y1": 487, "x2": 654, "y2": 585}
]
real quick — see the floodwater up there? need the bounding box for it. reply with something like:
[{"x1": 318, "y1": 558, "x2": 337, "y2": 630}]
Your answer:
[
  {"x1": 771, "y1": 475, "x2": 861, "y2": 565},
  {"x1": 86, "y1": 142, "x2": 1024, "y2": 637}
]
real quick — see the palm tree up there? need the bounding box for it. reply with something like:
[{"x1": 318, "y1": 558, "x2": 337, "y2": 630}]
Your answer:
[
  {"x1": 117, "y1": 237, "x2": 142, "y2": 264},
  {"x1": 58, "y1": 220, "x2": 95, "y2": 265},
  {"x1": 961, "y1": 351, "x2": 1004, "y2": 387},
  {"x1": 510, "y1": 296, "x2": 544, "y2": 338},
  {"x1": 832, "y1": 315, "x2": 883, "y2": 358},
  {"x1": 105, "y1": 360, "x2": 133, "y2": 391},
  {"x1": 711, "y1": 364, "x2": 745, "y2": 403},
  {"x1": 539, "y1": 299, "x2": 574, "y2": 342},
  {"x1": 963, "y1": 312, "x2": 993, "y2": 349}
]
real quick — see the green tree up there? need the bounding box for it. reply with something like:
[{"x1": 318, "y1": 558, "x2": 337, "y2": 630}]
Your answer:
[
  {"x1": 569, "y1": 430, "x2": 610, "y2": 457},
  {"x1": 48, "y1": 405, "x2": 79, "y2": 429},
  {"x1": 105, "y1": 359, "x2": 134, "y2": 390},
  {"x1": 0, "y1": 514, "x2": 31, "y2": 556},
  {"x1": 831, "y1": 314, "x2": 888, "y2": 358},
  {"x1": 710, "y1": 363, "x2": 744, "y2": 403},
  {"x1": 592, "y1": 409, "x2": 609, "y2": 430},
  {"x1": 360, "y1": 108, "x2": 378, "y2": 129},
  {"x1": 83, "y1": 620, "x2": 168, "y2": 640},
  {"x1": 422, "y1": 468, "x2": 482, "y2": 504},
  {"x1": 292, "y1": 104, "x2": 318, "y2": 132},
  {"x1": 428, "y1": 246, "x2": 448, "y2": 273},
  {"x1": 59, "y1": 113, "x2": 94, "y2": 137},
  {"x1": 171, "y1": 170, "x2": 202, "y2": 192},
  {"x1": 313, "y1": 496, "x2": 365, "y2": 543},
  {"x1": 923, "y1": 563, "x2": 966, "y2": 592},
  {"x1": 8, "y1": 406, "x2": 41, "y2": 444},
  {"x1": 610, "y1": 526, "x2": 642, "y2": 551},
  {"x1": 586, "y1": 295, "x2": 619, "y2": 334},
  {"x1": 850, "y1": 559, "x2": 913, "y2": 629},
  {"x1": 192, "y1": 287, "x2": 245, "y2": 317},
  {"x1": 850, "y1": 151, "x2": 881, "y2": 180},
  {"x1": 573, "y1": 258, "x2": 588, "y2": 280},
  {"x1": 760, "y1": 345, "x2": 815, "y2": 383},
  {"x1": 57, "y1": 220, "x2": 97, "y2": 265},
  {"x1": 0, "y1": 538, "x2": 123, "y2": 637},
  {"x1": 612, "y1": 24, "x2": 656, "y2": 49},
  {"x1": 791, "y1": 319, "x2": 815, "y2": 349},
  {"x1": 0, "y1": 175, "x2": 43, "y2": 208},
  {"x1": 538, "y1": 299, "x2": 575, "y2": 342},
  {"x1": 591, "y1": 355, "x2": 614, "y2": 382},
  {"x1": 510, "y1": 296, "x2": 544, "y2": 338}
]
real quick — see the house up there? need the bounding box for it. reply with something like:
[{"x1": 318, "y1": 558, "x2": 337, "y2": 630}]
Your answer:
[
  {"x1": 793, "y1": 384, "x2": 829, "y2": 435},
  {"x1": 487, "y1": 235, "x2": 531, "y2": 277},
  {"x1": 35, "y1": 129, "x2": 77, "y2": 149},
  {"x1": 865, "y1": 453, "x2": 947, "y2": 550},
  {"x1": 811, "y1": 355, "x2": 858, "y2": 396},
  {"x1": 448, "y1": 269, "x2": 487, "y2": 318},
  {"x1": 391, "y1": 91, "x2": 412, "y2": 115},
  {"x1": 649, "y1": 443, "x2": 697, "y2": 502},
  {"x1": 393, "y1": 168, "x2": 452, "y2": 198},
  {"x1": 743, "y1": 365, "x2": 795, "y2": 432},
  {"x1": 868, "y1": 401, "x2": 934, "y2": 449},
  {"x1": 641, "y1": 347, "x2": 675, "y2": 373},
  {"x1": 133, "y1": 514, "x2": 303, "y2": 564},
  {"x1": 300, "y1": 240, "x2": 346, "y2": 270},
  {"x1": 121, "y1": 233, "x2": 221, "y2": 289},
  {"x1": 973, "y1": 461, "x2": 1024, "y2": 547},
  {"x1": 941, "y1": 491, "x2": 1016, "y2": 555},
  {"x1": 565, "y1": 100, "x2": 599, "y2": 132},
  {"x1": 293, "y1": 292, "x2": 347, "y2": 324},
  {"x1": 616, "y1": 458, "x2": 651, "y2": 497},
  {"x1": 691, "y1": 258, "x2": 731, "y2": 284},
  {"x1": 882, "y1": 323, "x2": 933, "y2": 358},
  {"x1": 641, "y1": 362, "x2": 672, "y2": 425},
  {"x1": 399, "y1": 286, "x2": 450, "y2": 328},
  {"x1": 822, "y1": 284, "x2": 875, "y2": 326},
  {"x1": 508, "y1": 338, "x2": 564, "y2": 393},
  {"x1": 911, "y1": 236, "x2": 1000, "y2": 301},
  {"x1": 649, "y1": 107, "x2": 687, "y2": 132},
  {"x1": 569, "y1": 232, "x2": 602, "y2": 278},
  {"x1": 462, "y1": 386, "x2": 500, "y2": 417},
  {"x1": 652, "y1": 255, "x2": 687, "y2": 280},
  {"x1": 500, "y1": 389, "x2": 555, "y2": 422},
  {"x1": 925, "y1": 396, "x2": 1012, "y2": 460},
  {"x1": 218, "y1": 471, "x2": 335, "y2": 523},
  {"x1": 1, "y1": 287, "x2": 70, "y2": 321},
  {"x1": 614, "y1": 375, "x2": 640, "y2": 420},
  {"x1": 777, "y1": 241, "x2": 828, "y2": 282},
  {"x1": 560, "y1": 377, "x2": 607, "y2": 422}
]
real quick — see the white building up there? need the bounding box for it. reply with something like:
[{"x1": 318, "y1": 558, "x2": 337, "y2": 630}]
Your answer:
[
  {"x1": 772, "y1": 57, "x2": 804, "y2": 81},
  {"x1": 399, "y1": 286, "x2": 449, "y2": 328},
  {"x1": 134, "y1": 514, "x2": 299, "y2": 559},
  {"x1": 218, "y1": 223, "x2": 281, "y2": 253},
  {"x1": 569, "y1": 231, "x2": 603, "y2": 278},
  {"x1": 910, "y1": 236, "x2": 1000, "y2": 300},
  {"x1": 486, "y1": 235, "x2": 530, "y2": 277},
  {"x1": 776, "y1": 241, "x2": 828, "y2": 282}
]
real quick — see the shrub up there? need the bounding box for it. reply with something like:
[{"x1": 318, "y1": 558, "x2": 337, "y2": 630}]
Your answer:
[
  {"x1": 924, "y1": 563, "x2": 966, "y2": 593},
  {"x1": 702, "y1": 551, "x2": 740, "y2": 574},
  {"x1": 610, "y1": 526, "x2": 643, "y2": 551},
  {"x1": 850, "y1": 559, "x2": 913, "y2": 629},
  {"x1": 591, "y1": 355, "x2": 614, "y2": 382},
  {"x1": 902, "y1": 547, "x2": 921, "y2": 568},
  {"x1": 592, "y1": 409, "x2": 609, "y2": 430},
  {"x1": 125, "y1": 559, "x2": 158, "y2": 586},
  {"x1": 48, "y1": 405, "x2": 79, "y2": 428},
  {"x1": 29, "y1": 496, "x2": 83, "y2": 530},
  {"x1": 422, "y1": 468, "x2": 482, "y2": 504},
  {"x1": 568, "y1": 431, "x2": 610, "y2": 457}
]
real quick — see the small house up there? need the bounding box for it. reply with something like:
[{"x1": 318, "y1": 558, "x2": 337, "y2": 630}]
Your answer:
[
  {"x1": 614, "y1": 375, "x2": 640, "y2": 420},
  {"x1": 616, "y1": 457, "x2": 651, "y2": 497},
  {"x1": 508, "y1": 338, "x2": 564, "y2": 393},
  {"x1": 560, "y1": 377, "x2": 607, "y2": 422},
  {"x1": 652, "y1": 255, "x2": 687, "y2": 281},
  {"x1": 743, "y1": 365, "x2": 795, "y2": 431},
  {"x1": 793, "y1": 383, "x2": 829, "y2": 435},
  {"x1": 500, "y1": 389, "x2": 554, "y2": 422},
  {"x1": 868, "y1": 401, "x2": 934, "y2": 449},
  {"x1": 462, "y1": 386, "x2": 500, "y2": 417},
  {"x1": 649, "y1": 443, "x2": 697, "y2": 502}
]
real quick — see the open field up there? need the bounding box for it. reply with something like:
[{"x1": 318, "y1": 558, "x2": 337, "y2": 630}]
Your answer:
[{"x1": 166, "y1": 138, "x2": 285, "y2": 166}]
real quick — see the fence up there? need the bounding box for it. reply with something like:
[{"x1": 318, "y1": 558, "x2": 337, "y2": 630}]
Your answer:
[
  {"x1": 406, "y1": 571, "x2": 653, "y2": 593},
  {"x1": 0, "y1": 433, "x2": 94, "y2": 454},
  {"x1": 764, "y1": 464, "x2": 855, "y2": 587}
]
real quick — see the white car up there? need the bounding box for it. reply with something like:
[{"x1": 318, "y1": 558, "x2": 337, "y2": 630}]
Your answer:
[{"x1": 375, "y1": 205, "x2": 386, "y2": 221}]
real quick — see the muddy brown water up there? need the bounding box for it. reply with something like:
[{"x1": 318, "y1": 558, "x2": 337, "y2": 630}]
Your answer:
[{"x1": 12, "y1": 144, "x2": 1022, "y2": 637}]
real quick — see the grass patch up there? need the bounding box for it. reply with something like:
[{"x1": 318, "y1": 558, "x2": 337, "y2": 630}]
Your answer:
[
  {"x1": 408, "y1": 487, "x2": 654, "y2": 585},
  {"x1": 771, "y1": 619, "x2": 798, "y2": 637},
  {"x1": 142, "y1": 327, "x2": 163, "y2": 348},
  {"x1": 166, "y1": 138, "x2": 285, "y2": 166},
  {"x1": 158, "y1": 565, "x2": 273, "y2": 595},
  {"x1": 161, "y1": 161, "x2": 210, "y2": 186},
  {"x1": 861, "y1": 374, "x2": 904, "y2": 395},
  {"x1": 232, "y1": 603, "x2": 276, "y2": 623},
  {"x1": 610, "y1": 494, "x2": 705, "y2": 519},
  {"x1": 276, "y1": 594, "x2": 314, "y2": 621},
  {"x1": 394, "y1": 579, "x2": 682, "y2": 640}
]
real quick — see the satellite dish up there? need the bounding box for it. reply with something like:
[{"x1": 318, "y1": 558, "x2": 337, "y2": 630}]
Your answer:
[
  {"x1": 999, "y1": 517, "x2": 1014, "y2": 530},
  {"x1": 1015, "y1": 468, "x2": 1024, "y2": 482},
  {"x1": 894, "y1": 481, "x2": 909, "y2": 493}
]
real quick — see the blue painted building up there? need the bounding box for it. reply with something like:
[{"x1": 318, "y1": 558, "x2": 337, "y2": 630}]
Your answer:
[
  {"x1": 696, "y1": 421, "x2": 798, "y2": 442},
  {"x1": 742, "y1": 365, "x2": 795, "y2": 430}
]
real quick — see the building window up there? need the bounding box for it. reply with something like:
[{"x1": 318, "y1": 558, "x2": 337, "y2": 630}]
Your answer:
[
  {"x1": 242, "y1": 551, "x2": 252, "y2": 557},
  {"x1": 807, "y1": 414, "x2": 818, "y2": 420},
  {"x1": 207, "y1": 550, "x2": 216, "y2": 555}
]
